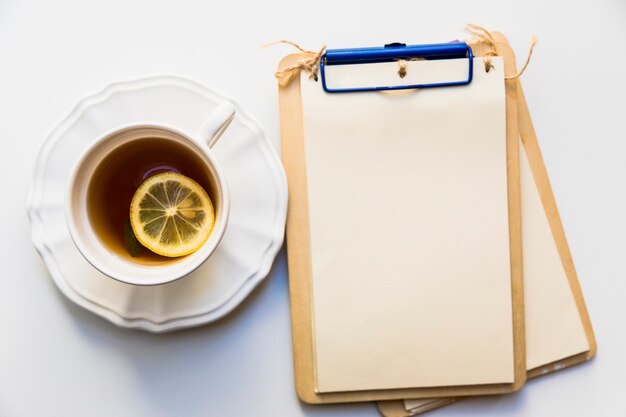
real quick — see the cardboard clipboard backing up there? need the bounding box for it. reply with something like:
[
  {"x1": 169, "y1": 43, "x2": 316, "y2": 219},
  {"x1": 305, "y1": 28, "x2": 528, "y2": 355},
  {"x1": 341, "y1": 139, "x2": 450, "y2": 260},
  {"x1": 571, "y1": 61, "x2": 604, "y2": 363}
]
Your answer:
[{"x1": 377, "y1": 32, "x2": 596, "y2": 417}]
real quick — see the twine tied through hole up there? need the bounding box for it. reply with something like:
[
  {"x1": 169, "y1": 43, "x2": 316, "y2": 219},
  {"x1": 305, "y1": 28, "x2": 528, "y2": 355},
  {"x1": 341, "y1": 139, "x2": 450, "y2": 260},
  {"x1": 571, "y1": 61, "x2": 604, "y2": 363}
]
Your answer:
[
  {"x1": 396, "y1": 57, "x2": 425, "y2": 79},
  {"x1": 266, "y1": 40, "x2": 326, "y2": 87},
  {"x1": 465, "y1": 23, "x2": 538, "y2": 80},
  {"x1": 398, "y1": 59, "x2": 408, "y2": 78}
]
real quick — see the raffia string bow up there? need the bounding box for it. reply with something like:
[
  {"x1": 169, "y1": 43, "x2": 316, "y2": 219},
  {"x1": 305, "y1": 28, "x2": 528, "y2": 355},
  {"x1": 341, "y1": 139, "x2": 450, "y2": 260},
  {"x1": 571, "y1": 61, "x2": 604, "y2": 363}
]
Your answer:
[
  {"x1": 267, "y1": 40, "x2": 326, "y2": 87},
  {"x1": 465, "y1": 23, "x2": 537, "y2": 80}
]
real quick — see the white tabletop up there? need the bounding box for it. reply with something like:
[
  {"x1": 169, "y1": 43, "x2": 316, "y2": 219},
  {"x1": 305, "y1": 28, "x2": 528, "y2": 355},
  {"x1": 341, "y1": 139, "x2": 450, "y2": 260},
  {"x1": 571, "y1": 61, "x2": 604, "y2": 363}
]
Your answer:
[{"x1": 1, "y1": 1, "x2": 625, "y2": 416}]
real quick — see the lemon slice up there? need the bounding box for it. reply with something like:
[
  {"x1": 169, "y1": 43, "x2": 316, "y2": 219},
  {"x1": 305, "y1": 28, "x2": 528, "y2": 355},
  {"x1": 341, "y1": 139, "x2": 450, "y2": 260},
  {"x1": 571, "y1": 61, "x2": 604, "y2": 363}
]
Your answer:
[{"x1": 129, "y1": 172, "x2": 215, "y2": 257}]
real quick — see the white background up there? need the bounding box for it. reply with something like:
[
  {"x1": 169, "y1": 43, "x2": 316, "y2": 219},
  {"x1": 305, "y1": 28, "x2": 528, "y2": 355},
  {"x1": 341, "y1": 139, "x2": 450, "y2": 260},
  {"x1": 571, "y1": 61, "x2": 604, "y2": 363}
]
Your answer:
[{"x1": 1, "y1": 1, "x2": 625, "y2": 416}]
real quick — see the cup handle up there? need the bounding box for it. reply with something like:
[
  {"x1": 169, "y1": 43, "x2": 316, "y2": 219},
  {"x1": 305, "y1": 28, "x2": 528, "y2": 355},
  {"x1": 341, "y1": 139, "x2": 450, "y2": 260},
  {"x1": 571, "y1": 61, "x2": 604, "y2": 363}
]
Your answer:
[{"x1": 198, "y1": 102, "x2": 236, "y2": 149}]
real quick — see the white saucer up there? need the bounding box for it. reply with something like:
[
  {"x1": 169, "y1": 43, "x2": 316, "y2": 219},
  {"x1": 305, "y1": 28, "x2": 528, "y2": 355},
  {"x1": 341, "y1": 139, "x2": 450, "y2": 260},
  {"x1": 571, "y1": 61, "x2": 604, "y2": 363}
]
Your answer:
[{"x1": 27, "y1": 76, "x2": 288, "y2": 332}]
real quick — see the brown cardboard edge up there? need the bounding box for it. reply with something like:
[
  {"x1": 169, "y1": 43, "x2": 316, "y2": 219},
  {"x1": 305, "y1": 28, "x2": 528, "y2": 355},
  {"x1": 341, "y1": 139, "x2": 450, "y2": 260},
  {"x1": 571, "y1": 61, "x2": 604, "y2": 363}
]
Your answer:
[
  {"x1": 277, "y1": 38, "x2": 526, "y2": 403},
  {"x1": 497, "y1": 32, "x2": 527, "y2": 395},
  {"x1": 278, "y1": 53, "x2": 318, "y2": 404},
  {"x1": 377, "y1": 32, "x2": 597, "y2": 417}
]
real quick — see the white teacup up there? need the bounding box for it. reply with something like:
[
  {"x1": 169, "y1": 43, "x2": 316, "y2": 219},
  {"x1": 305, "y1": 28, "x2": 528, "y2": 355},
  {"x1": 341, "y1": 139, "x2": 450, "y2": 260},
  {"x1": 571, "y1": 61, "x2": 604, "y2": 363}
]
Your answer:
[{"x1": 66, "y1": 103, "x2": 235, "y2": 286}]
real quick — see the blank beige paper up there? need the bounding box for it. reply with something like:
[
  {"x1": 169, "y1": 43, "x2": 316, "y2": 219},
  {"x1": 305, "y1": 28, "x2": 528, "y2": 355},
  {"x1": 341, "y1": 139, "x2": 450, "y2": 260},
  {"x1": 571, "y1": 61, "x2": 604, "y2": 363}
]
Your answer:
[
  {"x1": 300, "y1": 57, "x2": 515, "y2": 393},
  {"x1": 402, "y1": 143, "x2": 590, "y2": 413},
  {"x1": 519, "y1": 143, "x2": 589, "y2": 368}
]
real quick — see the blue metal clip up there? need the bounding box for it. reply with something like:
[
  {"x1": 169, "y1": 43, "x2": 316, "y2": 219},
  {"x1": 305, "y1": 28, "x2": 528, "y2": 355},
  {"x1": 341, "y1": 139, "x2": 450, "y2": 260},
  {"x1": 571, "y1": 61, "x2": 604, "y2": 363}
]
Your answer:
[{"x1": 319, "y1": 42, "x2": 473, "y2": 93}]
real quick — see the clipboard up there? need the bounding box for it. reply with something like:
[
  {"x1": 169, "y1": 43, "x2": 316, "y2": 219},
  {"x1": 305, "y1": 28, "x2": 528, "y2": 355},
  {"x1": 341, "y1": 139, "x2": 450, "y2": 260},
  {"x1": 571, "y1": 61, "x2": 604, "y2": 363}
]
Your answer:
[
  {"x1": 377, "y1": 33, "x2": 597, "y2": 417},
  {"x1": 277, "y1": 33, "x2": 526, "y2": 403}
]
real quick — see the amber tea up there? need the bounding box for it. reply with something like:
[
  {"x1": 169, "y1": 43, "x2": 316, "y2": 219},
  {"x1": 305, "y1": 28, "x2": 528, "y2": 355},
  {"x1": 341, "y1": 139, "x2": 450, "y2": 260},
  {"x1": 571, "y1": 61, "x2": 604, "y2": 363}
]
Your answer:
[{"x1": 87, "y1": 137, "x2": 216, "y2": 264}]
